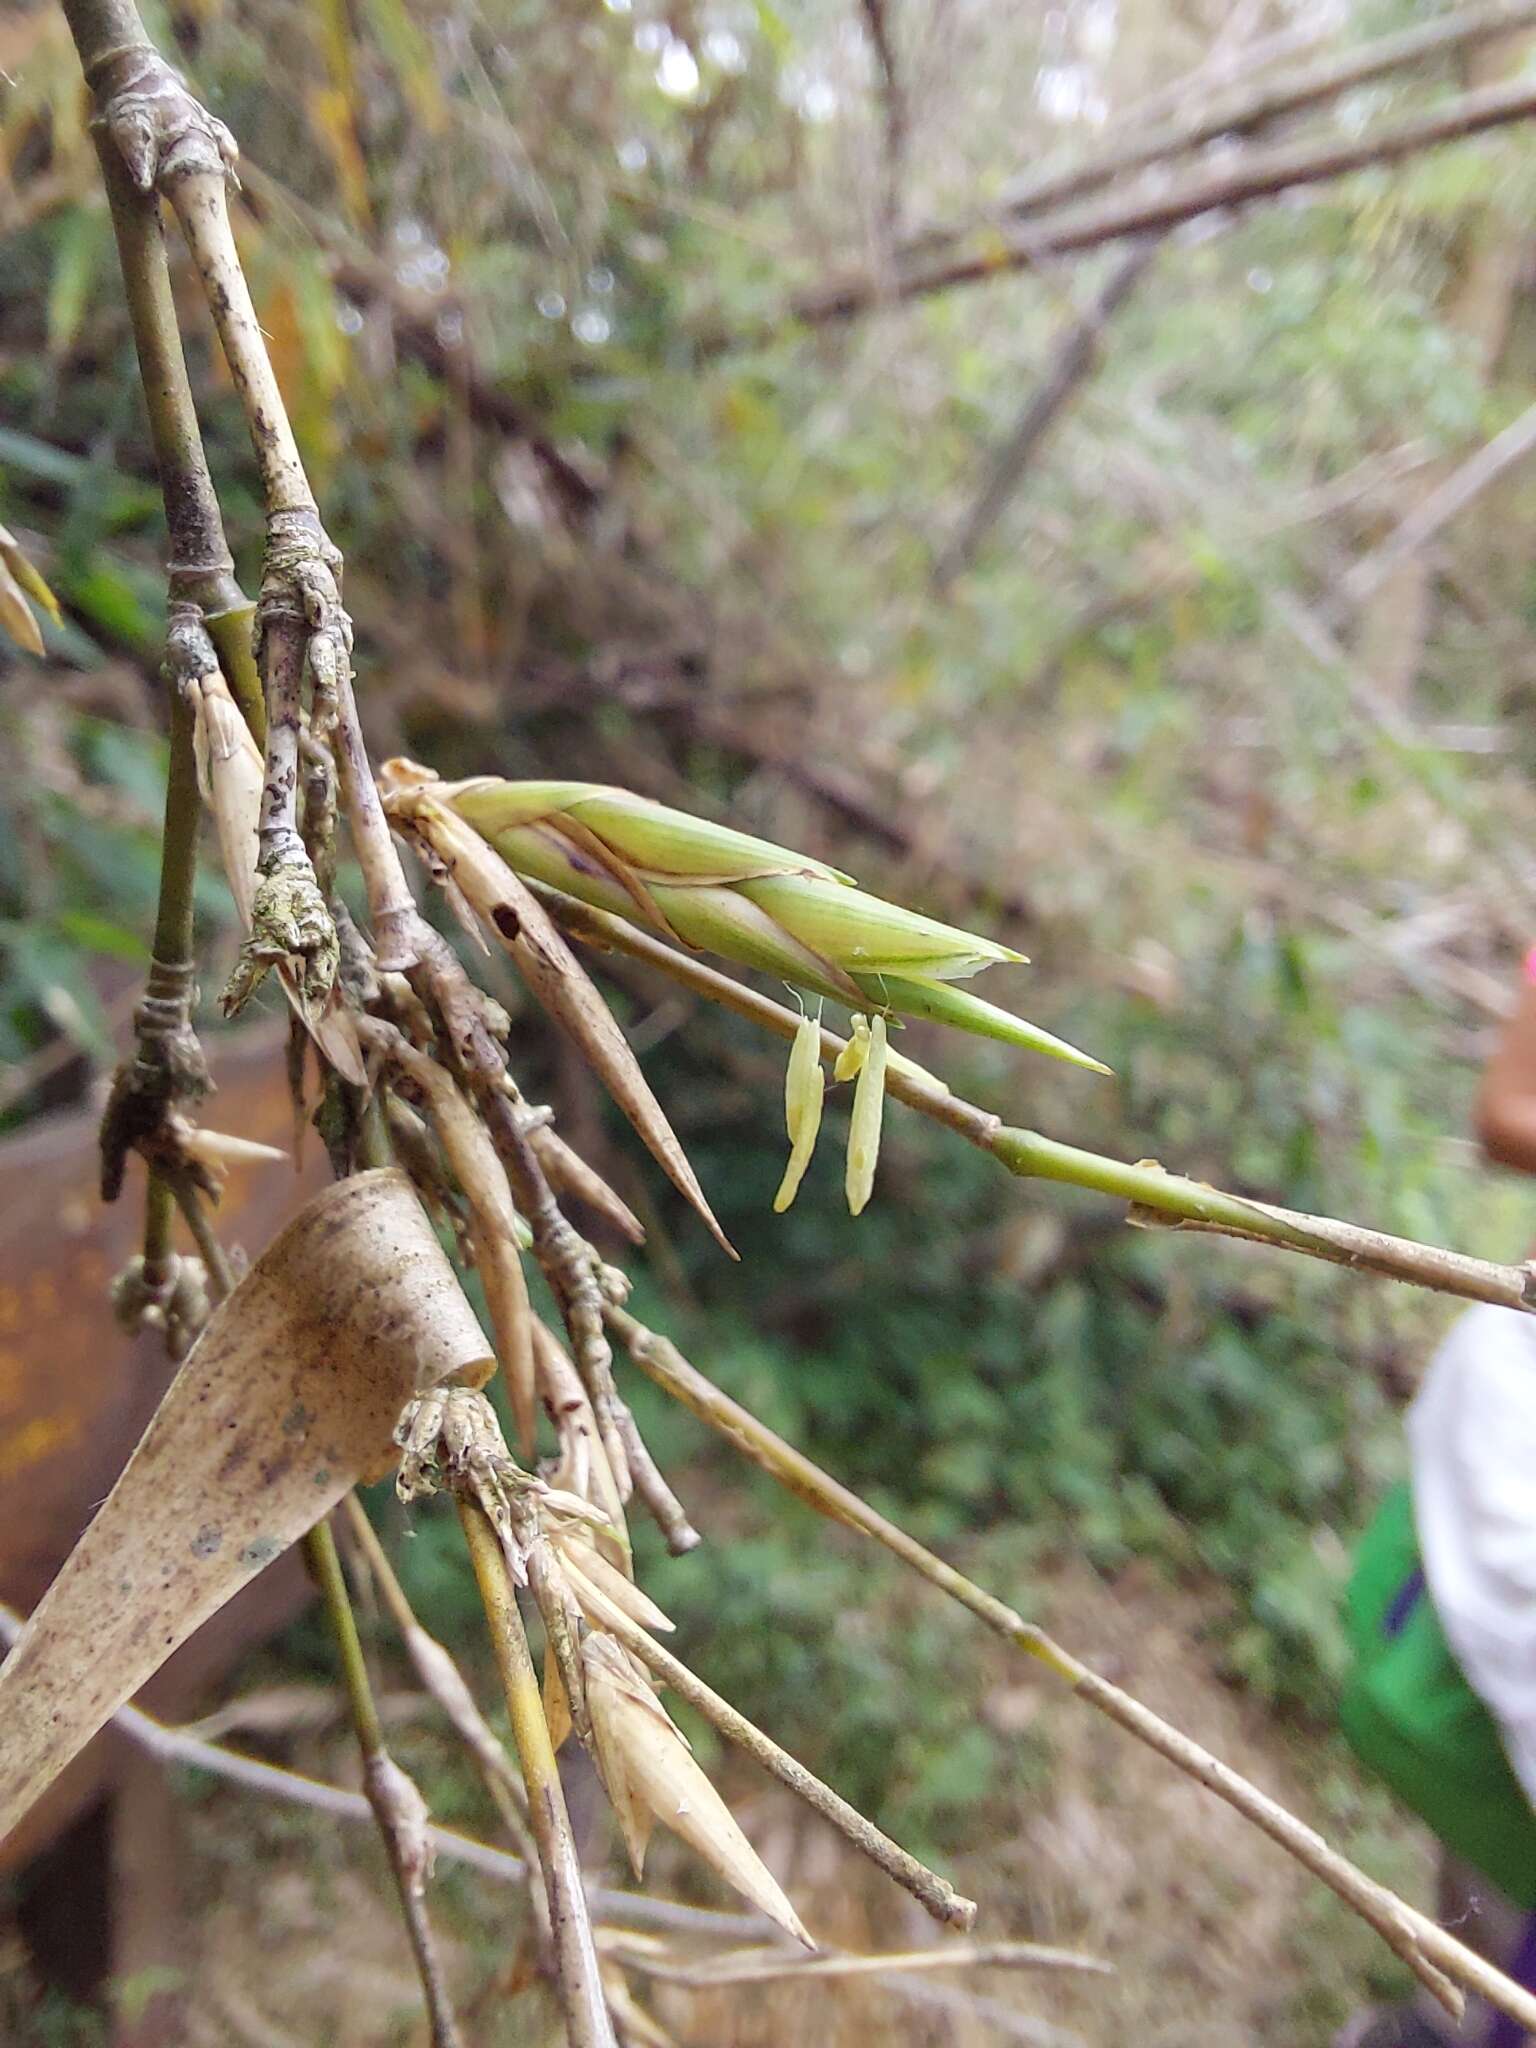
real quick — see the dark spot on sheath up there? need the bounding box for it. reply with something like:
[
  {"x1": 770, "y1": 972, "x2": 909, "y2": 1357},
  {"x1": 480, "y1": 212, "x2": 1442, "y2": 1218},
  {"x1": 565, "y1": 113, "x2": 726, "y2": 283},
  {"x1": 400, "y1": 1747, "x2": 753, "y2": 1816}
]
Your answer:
[
  {"x1": 281, "y1": 1401, "x2": 313, "y2": 1437},
  {"x1": 493, "y1": 905, "x2": 521, "y2": 940},
  {"x1": 218, "y1": 1437, "x2": 252, "y2": 1480},
  {"x1": 259, "y1": 1446, "x2": 296, "y2": 1489},
  {"x1": 190, "y1": 1524, "x2": 223, "y2": 1560}
]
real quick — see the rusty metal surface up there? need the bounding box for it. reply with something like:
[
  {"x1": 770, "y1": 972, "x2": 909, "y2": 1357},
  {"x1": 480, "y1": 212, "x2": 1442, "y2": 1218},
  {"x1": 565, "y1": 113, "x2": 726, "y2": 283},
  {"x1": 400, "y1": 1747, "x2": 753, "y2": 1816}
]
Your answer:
[{"x1": 0, "y1": 1026, "x2": 330, "y2": 1872}]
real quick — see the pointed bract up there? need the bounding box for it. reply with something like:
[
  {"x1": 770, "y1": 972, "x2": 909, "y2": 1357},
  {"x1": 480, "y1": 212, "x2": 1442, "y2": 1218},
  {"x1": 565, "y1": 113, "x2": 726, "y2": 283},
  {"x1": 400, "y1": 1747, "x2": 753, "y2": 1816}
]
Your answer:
[
  {"x1": 863, "y1": 974, "x2": 1111, "y2": 1074},
  {"x1": 583, "y1": 1635, "x2": 813, "y2": 1946}
]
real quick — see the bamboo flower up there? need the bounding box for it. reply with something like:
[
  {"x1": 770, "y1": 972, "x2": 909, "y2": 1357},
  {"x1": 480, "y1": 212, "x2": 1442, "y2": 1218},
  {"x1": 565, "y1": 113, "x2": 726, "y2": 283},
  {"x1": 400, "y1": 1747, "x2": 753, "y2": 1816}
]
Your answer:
[
  {"x1": 846, "y1": 1015, "x2": 888, "y2": 1216},
  {"x1": 834, "y1": 1014, "x2": 871, "y2": 1083},
  {"x1": 379, "y1": 762, "x2": 1107, "y2": 1073},
  {"x1": 774, "y1": 1010, "x2": 826, "y2": 1212}
]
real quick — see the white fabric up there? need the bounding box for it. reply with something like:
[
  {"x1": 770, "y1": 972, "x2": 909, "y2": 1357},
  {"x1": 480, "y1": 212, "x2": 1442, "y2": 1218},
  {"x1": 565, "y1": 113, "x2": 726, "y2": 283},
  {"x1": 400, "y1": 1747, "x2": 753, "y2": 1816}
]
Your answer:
[{"x1": 1409, "y1": 1302, "x2": 1536, "y2": 1808}]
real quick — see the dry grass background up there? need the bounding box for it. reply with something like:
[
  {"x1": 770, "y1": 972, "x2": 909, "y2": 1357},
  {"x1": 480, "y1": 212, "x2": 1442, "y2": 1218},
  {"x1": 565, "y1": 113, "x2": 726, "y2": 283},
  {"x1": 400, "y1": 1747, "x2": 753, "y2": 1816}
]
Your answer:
[{"x1": 54, "y1": 1558, "x2": 1422, "y2": 2048}]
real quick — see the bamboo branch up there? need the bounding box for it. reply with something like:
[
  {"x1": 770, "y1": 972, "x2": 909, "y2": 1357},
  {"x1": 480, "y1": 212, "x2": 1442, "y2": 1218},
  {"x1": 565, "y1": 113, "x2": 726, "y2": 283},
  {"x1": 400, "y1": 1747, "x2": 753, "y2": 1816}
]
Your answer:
[
  {"x1": 1342, "y1": 396, "x2": 1536, "y2": 605},
  {"x1": 601, "y1": 1302, "x2": 1536, "y2": 2033},
  {"x1": 722, "y1": 72, "x2": 1536, "y2": 343},
  {"x1": 340, "y1": 1495, "x2": 538, "y2": 1876},
  {"x1": 924, "y1": 0, "x2": 1536, "y2": 247},
  {"x1": 63, "y1": 0, "x2": 262, "y2": 730},
  {"x1": 459, "y1": 1494, "x2": 618, "y2": 2048},
  {"x1": 534, "y1": 883, "x2": 1536, "y2": 1313},
  {"x1": 932, "y1": 239, "x2": 1159, "y2": 591}
]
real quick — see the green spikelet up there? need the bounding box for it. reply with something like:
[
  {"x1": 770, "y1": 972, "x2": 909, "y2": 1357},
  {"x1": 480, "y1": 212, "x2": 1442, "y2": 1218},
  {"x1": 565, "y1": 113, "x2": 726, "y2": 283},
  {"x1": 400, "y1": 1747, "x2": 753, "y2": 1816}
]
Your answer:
[{"x1": 414, "y1": 769, "x2": 1106, "y2": 1072}]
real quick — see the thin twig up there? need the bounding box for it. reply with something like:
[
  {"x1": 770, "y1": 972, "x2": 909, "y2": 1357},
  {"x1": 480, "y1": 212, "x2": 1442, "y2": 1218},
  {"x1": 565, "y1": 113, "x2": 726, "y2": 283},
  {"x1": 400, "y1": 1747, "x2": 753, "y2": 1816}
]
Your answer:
[
  {"x1": 459, "y1": 1494, "x2": 618, "y2": 2048},
  {"x1": 1342, "y1": 397, "x2": 1536, "y2": 606},
  {"x1": 163, "y1": 1168, "x2": 236, "y2": 1298},
  {"x1": 3, "y1": 1597, "x2": 769, "y2": 1940},
  {"x1": 608, "y1": 1938, "x2": 1109, "y2": 1987},
  {"x1": 856, "y1": 0, "x2": 906, "y2": 240},
  {"x1": 932, "y1": 239, "x2": 1159, "y2": 591},
  {"x1": 603, "y1": 1301, "x2": 1536, "y2": 2031}
]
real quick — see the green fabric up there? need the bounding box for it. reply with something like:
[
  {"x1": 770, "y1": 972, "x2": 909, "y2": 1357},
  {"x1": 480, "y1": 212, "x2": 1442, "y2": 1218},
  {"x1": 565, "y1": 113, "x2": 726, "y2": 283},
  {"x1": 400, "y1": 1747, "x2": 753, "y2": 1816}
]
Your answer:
[{"x1": 1341, "y1": 1481, "x2": 1536, "y2": 1906}]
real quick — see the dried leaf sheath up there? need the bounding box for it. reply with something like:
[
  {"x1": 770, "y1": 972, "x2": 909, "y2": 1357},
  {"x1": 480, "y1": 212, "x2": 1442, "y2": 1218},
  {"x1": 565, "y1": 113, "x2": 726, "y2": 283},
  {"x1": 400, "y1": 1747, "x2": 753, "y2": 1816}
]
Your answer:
[
  {"x1": 368, "y1": 1023, "x2": 540, "y2": 1455},
  {"x1": 0, "y1": 1173, "x2": 492, "y2": 1841},
  {"x1": 185, "y1": 665, "x2": 365, "y2": 1083}
]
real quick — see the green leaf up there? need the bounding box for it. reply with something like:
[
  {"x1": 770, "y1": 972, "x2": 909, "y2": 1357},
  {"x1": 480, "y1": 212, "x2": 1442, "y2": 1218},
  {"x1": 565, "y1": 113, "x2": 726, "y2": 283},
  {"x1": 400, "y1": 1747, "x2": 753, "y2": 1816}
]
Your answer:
[
  {"x1": 47, "y1": 205, "x2": 109, "y2": 361},
  {"x1": 0, "y1": 923, "x2": 115, "y2": 1064},
  {"x1": 55, "y1": 908, "x2": 150, "y2": 965}
]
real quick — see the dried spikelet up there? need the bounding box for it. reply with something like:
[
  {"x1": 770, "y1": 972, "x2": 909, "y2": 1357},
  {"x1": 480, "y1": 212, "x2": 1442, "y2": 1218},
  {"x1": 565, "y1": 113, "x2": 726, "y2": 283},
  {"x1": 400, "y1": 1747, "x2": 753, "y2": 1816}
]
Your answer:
[
  {"x1": 582, "y1": 1635, "x2": 814, "y2": 1947},
  {"x1": 0, "y1": 524, "x2": 60, "y2": 656},
  {"x1": 846, "y1": 1014, "x2": 888, "y2": 1217},
  {"x1": 185, "y1": 668, "x2": 365, "y2": 1084},
  {"x1": 773, "y1": 1009, "x2": 825, "y2": 1213},
  {"x1": 533, "y1": 1319, "x2": 630, "y2": 1561},
  {"x1": 530, "y1": 1123, "x2": 646, "y2": 1245},
  {"x1": 381, "y1": 1033, "x2": 540, "y2": 1456},
  {"x1": 552, "y1": 1529, "x2": 676, "y2": 1635},
  {"x1": 543, "y1": 1636, "x2": 575, "y2": 1752}
]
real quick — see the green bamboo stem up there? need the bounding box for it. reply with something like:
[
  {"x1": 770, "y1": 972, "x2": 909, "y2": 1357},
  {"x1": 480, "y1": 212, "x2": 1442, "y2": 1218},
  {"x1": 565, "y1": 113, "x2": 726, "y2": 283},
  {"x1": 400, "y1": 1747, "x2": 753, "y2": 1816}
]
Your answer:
[
  {"x1": 458, "y1": 1496, "x2": 617, "y2": 2048},
  {"x1": 164, "y1": 1169, "x2": 235, "y2": 1299},
  {"x1": 537, "y1": 883, "x2": 1536, "y2": 1313},
  {"x1": 340, "y1": 1495, "x2": 538, "y2": 1866},
  {"x1": 305, "y1": 1518, "x2": 385, "y2": 1755},
  {"x1": 306, "y1": 1518, "x2": 464, "y2": 2048},
  {"x1": 600, "y1": 1301, "x2": 1536, "y2": 2032},
  {"x1": 65, "y1": 0, "x2": 263, "y2": 733},
  {"x1": 65, "y1": 0, "x2": 264, "y2": 1265}
]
